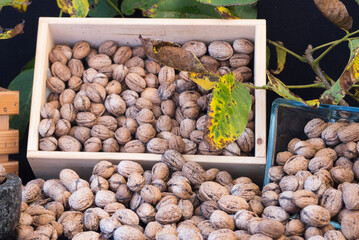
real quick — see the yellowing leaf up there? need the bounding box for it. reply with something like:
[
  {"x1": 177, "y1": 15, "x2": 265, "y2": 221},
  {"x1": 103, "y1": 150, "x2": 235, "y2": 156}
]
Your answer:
[
  {"x1": 188, "y1": 72, "x2": 220, "y2": 90},
  {"x1": 208, "y1": 73, "x2": 252, "y2": 149},
  {"x1": 320, "y1": 46, "x2": 359, "y2": 104},
  {"x1": 267, "y1": 70, "x2": 320, "y2": 107},
  {"x1": 314, "y1": 0, "x2": 352, "y2": 30},
  {"x1": 0, "y1": 22, "x2": 25, "y2": 40},
  {"x1": 271, "y1": 41, "x2": 286, "y2": 74},
  {"x1": 215, "y1": 6, "x2": 239, "y2": 19},
  {"x1": 57, "y1": 0, "x2": 89, "y2": 17},
  {"x1": 0, "y1": 0, "x2": 31, "y2": 12}
]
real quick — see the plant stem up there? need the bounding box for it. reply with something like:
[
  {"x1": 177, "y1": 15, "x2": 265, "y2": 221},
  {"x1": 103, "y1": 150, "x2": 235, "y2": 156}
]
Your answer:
[
  {"x1": 59, "y1": 9, "x2": 63, "y2": 17},
  {"x1": 241, "y1": 82, "x2": 324, "y2": 90},
  {"x1": 312, "y1": 29, "x2": 359, "y2": 65},
  {"x1": 304, "y1": 45, "x2": 332, "y2": 89},
  {"x1": 267, "y1": 40, "x2": 307, "y2": 63},
  {"x1": 241, "y1": 83, "x2": 269, "y2": 90},
  {"x1": 106, "y1": 0, "x2": 124, "y2": 18},
  {"x1": 287, "y1": 82, "x2": 325, "y2": 89}
]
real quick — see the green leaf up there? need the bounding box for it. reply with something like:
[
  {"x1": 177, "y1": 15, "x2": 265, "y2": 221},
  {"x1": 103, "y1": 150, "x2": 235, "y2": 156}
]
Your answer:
[
  {"x1": 0, "y1": 0, "x2": 31, "y2": 12},
  {"x1": 271, "y1": 41, "x2": 286, "y2": 74},
  {"x1": 215, "y1": 6, "x2": 239, "y2": 19},
  {"x1": 22, "y1": 58, "x2": 35, "y2": 71},
  {"x1": 88, "y1": 0, "x2": 118, "y2": 17},
  {"x1": 8, "y1": 69, "x2": 34, "y2": 139},
  {"x1": 266, "y1": 70, "x2": 320, "y2": 107},
  {"x1": 348, "y1": 38, "x2": 359, "y2": 58},
  {"x1": 226, "y1": 5, "x2": 257, "y2": 19},
  {"x1": 320, "y1": 45, "x2": 359, "y2": 104},
  {"x1": 195, "y1": 0, "x2": 257, "y2": 6},
  {"x1": 208, "y1": 73, "x2": 252, "y2": 149},
  {"x1": 355, "y1": 0, "x2": 359, "y2": 5},
  {"x1": 0, "y1": 21, "x2": 24, "y2": 40},
  {"x1": 144, "y1": 0, "x2": 221, "y2": 18},
  {"x1": 57, "y1": 0, "x2": 89, "y2": 17},
  {"x1": 120, "y1": 0, "x2": 159, "y2": 15},
  {"x1": 266, "y1": 45, "x2": 270, "y2": 68}
]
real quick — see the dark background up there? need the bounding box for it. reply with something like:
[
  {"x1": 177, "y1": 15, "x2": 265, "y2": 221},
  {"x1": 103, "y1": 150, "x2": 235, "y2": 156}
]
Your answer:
[{"x1": 0, "y1": 0, "x2": 358, "y2": 182}]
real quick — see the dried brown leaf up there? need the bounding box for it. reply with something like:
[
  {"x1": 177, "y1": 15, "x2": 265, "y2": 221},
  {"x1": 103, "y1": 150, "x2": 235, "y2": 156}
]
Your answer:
[{"x1": 314, "y1": 0, "x2": 353, "y2": 30}]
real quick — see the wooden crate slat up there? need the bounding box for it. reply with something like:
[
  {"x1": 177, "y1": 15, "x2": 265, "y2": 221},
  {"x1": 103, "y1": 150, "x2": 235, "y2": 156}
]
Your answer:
[
  {"x1": 0, "y1": 115, "x2": 9, "y2": 130},
  {"x1": 1, "y1": 160, "x2": 19, "y2": 176},
  {"x1": 0, "y1": 129, "x2": 19, "y2": 154},
  {"x1": 0, "y1": 88, "x2": 19, "y2": 115},
  {"x1": 0, "y1": 155, "x2": 9, "y2": 162}
]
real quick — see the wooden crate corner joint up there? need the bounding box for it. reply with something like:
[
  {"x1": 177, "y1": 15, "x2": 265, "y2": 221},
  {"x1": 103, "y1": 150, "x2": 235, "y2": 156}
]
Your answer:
[{"x1": 0, "y1": 87, "x2": 19, "y2": 115}]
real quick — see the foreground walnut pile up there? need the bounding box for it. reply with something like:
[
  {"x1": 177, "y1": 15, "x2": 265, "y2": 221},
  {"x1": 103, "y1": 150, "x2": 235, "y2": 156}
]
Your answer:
[
  {"x1": 20, "y1": 149, "x2": 277, "y2": 240},
  {"x1": 267, "y1": 118, "x2": 359, "y2": 239},
  {"x1": 38, "y1": 39, "x2": 255, "y2": 156}
]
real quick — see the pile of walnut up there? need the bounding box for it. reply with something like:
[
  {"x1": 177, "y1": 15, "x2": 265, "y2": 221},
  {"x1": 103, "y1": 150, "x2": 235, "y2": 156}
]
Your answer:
[
  {"x1": 38, "y1": 39, "x2": 255, "y2": 156},
  {"x1": 19, "y1": 149, "x2": 284, "y2": 240},
  {"x1": 0, "y1": 164, "x2": 6, "y2": 184},
  {"x1": 267, "y1": 118, "x2": 359, "y2": 239}
]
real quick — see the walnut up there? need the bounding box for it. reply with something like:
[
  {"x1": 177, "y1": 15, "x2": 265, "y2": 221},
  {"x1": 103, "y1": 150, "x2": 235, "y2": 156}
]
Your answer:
[
  {"x1": 145, "y1": 221, "x2": 163, "y2": 240},
  {"x1": 199, "y1": 181, "x2": 229, "y2": 202},
  {"x1": 147, "y1": 138, "x2": 169, "y2": 153},
  {"x1": 279, "y1": 175, "x2": 299, "y2": 192},
  {"x1": 208, "y1": 229, "x2": 237, "y2": 240},
  {"x1": 73, "y1": 41, "x2": 91, "y2": 59},
  {"x1": 158, "y1": 83, "x2": 176, "y2": 100},
  {"x1": 294, "y1": 141, "x2": 317, "y2": 158},
  {"x1": 180, "y1": 119, "x2": 196, "y2": 139},
  {"x1": 51, "y1": 62, "x2": 71, "y2": 81},
  {"x1": 53, "y1": 44, "x2": 72, "y2": 60},
  {"x1": 99, "y1": 40, "x2": 117, "y2": 56},
  {"x1": 59, "y1": 89, "x2": 76, "y2": 106},
  {"x1": 90, "y1": 103, "x2": 106, "y2": 117},
  {"x1": 158, "y1": 66, "x2": 175, "y2": 85},
  {"x1": 151, "y1": 162, "x2": 169, "y2": 181},
  {"x1": 117, "y1": 160, "x2": 144, "y2": 178},
  {"x1": 208, "y1": 41, "x2": 233, "y2": 61},
  {"x1": 262, "y1": 206, "x2": 289, "y2": 224},
  {"x1": 330, "y1": 166, "x2": 354, "y2": 183},
  {"x1": 156, "y1": 115, "x2": 173, "y2": 132},
  {"x1": 124, "y1": 140, "x2": 145, "y2": 153},
  {"x1": 141, "y1": 185, "x2": 162, "y2": 205},
  {"x1": 49, "y1": 48, "x2": 67, "y2": 64},
  {"x1": 58, "y1": 135, "x2": 82, "y2": 152},
  {"x1": 300, "y1": 205, "x2": 330, "y2": 227},
  {"x1": 90, "y1": 175, "x2": 109, "y2": 193},
  {"x1": 113, "y1": 46, "x2": 132, "y2": 65},
  {"x1": 145, "y1": 73, "x2": 159, "y2": 88},
  {"x1": 83, "y1": 68, "x2": 98, "y2": 83},
  {"x1": 182, "y1": 41, "x2": 207, "y2": 58},
  {"x1": 321, "y1": 120, "x2": 347, "y2": 145},
  {"x1": 46, "y1": 76, "x2": 65, "y2": 94},
  {"x1": 96, "y1": 116, "x2": 117, "y2": 132},
  {"x1": 231, "y1": 183, "x2": 259, "y2": 201},
  {"x1": 168, "y1": 135, "x2": 185, "y2": 153},
  {"x1": 261, "y1": 190, "x2": 279, "y2": 207},
  {"x1": 235, "y1": 128, "x2": 255, "y2": 153},
  {"x1": 182, "y1": 161, "x2": 206, "y2": 185},
  {"x1": 91, "y1": 73, "x2": 109, "y2": 87},
  {"x1": 233, "y1": 39, "x2": 254, "y2": 54},
  {"x1": 84, "y1": 137, "x2": 102, "y2": 152},
  {"x1": 341, "y1": 211, "x2": 359, "y2": 240},
  {"x1": 304, "y1": 118, "x2": 328, "y2": 138},
  {"x1": 229, "y1": 53, "x2": 251, "y2": 68},
  {"x1": 67, "y1": 58, "x2": 84, "y2": 77},
  {"x1": 342, "y1": 183, "x2": 359, "y2": 210},
  {"x1": 113, "y1": 225, "x2": 145, "y2": 240},
  {"x1": 125, "y1": 73, "x2": 146, "y2": 92},
  {"x1": 68, "y1": 187, "x2": 94, "y2": 211},
  {"x1": 181, "y1": 101, "x2": 200, "y2": 119},
  {"x1": 136, "y1": 124, "x2": 156, "y2": 143},
  {"x1": 69, "y1": 179, "x2": 90, "y2": 193},
  {"x1": 136, "y1": 97, "x2": 153, "y2": 110},
  {"x1": 127, "y1": 172, "x2": 145, "y2": 192},
  {"x1": 283, "y1": 155, "x2": 309, "y2": 175},
  {"x1": 179, "y1": 91, "x2": 201, "y2": 107},
  {"x1": 73, "y1": 126, "x2": 91, "y2": 144},
  {"x1": 161, "y1": 149, "x2": 187, "y2": 171},
  {"x1": 293, "y1": 190, "x2": 318, "y2": 208},
  {"x1": 155, "y1": 203, "x2": 182, "y2": 224},
  {"x1": 126, "y1": 105, "x2": 140, "y2": 119},
  {"x1": 73, "y1": 94, "x2": 90, "y2": 112},
  {"x1": 338, "y1": 123, "x2": 359, "y2": 143},
  {"x1": 112, "y1": 64, "x2": 128, "y2": 82},
  {"x1": 196, "y1": 115, "x2": 208, "y2": 131},
  {"x1": 86, "y1": 83, "x2": 106, "y2": 103},
  {"x1": 88, "y1": 54, "x2": 112, "y2": 70},
  {"x1": 125, "y1": 56, "x2": 144, "y2": 69},
  {"x1": 39, "y1": 136, "x2": 58, "y2": 151}
]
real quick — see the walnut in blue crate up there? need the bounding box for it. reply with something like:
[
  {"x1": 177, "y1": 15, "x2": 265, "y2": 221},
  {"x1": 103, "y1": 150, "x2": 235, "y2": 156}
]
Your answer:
[{"x1": 267, "y1": 117, "x2": 359, "y2": 239}]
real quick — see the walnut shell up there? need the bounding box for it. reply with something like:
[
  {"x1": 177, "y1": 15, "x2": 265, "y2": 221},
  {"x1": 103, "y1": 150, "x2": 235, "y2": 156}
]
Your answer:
[{"x1": 69, "y1": 187, "x2": 94, "y2": 211}]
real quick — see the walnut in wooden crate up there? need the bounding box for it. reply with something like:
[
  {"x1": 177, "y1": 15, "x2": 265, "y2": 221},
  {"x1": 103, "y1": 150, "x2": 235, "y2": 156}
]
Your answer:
[{"x1": 39, "y1": 38, "x2": 256, "y2": 156}]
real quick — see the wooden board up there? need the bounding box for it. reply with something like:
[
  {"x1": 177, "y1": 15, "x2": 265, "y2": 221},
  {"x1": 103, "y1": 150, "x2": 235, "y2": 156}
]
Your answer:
[
  {"x1": 0, "y1": 129, "x2": 19, "y2": 154},
  {"x1": 0, "y1": 88, "x2": 19, "y2": 115},
  {"x1": 1, "y1": 160, "x2": 19, "y2": 176},
  {"x1": 28, "y1": 18, "x2": 267, "y2": 180}
]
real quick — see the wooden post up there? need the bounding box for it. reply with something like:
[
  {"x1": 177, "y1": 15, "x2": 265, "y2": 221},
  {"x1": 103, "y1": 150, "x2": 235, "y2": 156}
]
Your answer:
[{"x1": 0, "y1": 87, "x2": 19, "y2": 175}]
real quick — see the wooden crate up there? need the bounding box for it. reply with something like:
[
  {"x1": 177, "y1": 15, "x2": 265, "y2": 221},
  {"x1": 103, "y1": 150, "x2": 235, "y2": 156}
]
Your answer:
[
  {"x1": 28, "y1": 18, "x2": 267, "y2": 182},
  {"x1": 0, "y1": 87, "x2": 19, "y2": 175}
]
